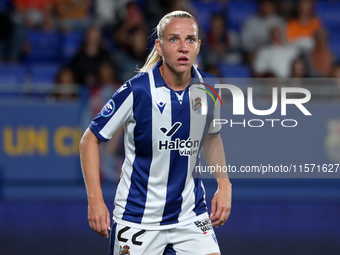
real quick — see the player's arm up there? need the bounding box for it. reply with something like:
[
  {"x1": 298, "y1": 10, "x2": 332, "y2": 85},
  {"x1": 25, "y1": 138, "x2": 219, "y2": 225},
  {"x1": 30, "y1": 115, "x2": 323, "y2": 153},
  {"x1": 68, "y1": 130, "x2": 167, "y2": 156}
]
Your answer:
[
  {"x1": 79, "y1": 128, "x2": 111, "y2": 238},
  {"x1": 202, "y1": 133, "x2": 232, "y2": 227}
]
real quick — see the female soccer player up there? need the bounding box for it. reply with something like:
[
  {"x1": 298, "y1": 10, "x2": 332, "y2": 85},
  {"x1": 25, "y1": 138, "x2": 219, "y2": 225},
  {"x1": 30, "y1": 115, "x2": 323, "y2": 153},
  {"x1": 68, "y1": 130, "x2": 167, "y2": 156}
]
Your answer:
[{"x1": 80, "y1": 10, "x2": 232, "y2": 255}]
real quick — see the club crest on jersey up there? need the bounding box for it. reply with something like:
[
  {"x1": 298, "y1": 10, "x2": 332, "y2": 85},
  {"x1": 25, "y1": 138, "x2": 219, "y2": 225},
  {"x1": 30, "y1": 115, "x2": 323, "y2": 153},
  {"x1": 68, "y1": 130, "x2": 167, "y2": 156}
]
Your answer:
[
  {"x1": 101, "y1": 99, "x2": 115, "y2": 117},
  {"x1": 194, "y1": 220, "x2": 212, "y2": 234},
  {"x1": 159, "y1": 122, "x2": 199, "y2": 156},
  {"x1": 119, "y1": 245, "x2": 130, "y2": 255},
  {"x1": 192, "y1": 97, "x2": 202, "y2": 115}
]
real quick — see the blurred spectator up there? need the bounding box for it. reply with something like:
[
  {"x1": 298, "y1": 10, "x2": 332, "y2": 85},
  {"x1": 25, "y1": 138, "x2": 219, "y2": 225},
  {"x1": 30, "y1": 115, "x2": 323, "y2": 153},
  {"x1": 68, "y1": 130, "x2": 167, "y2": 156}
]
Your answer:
[
  {"x1": 253, "y1": 26, "x2": 300, "y2": 78},
  {"x1": 114, "y1": 2, "x2": 148, "y2": 49},
  {"x1": 69, "y1": 25, "x2": 113, "y2": 87},
  {"x1": 0, "y1": 3, "x2": 15, "y2": 62},
  {"x1": 54, "y1": 0, "x2": 91, "y2": 31},
  {"x1": 91, "y1": 63, "x2": 120, "y2": 103},
  {"x1": 290, "y1": 58, "x2": 308, "y2": 78},
  {"x1": 54, "y1": 67, "x2": 78, "y2": 101},
  {"x1": 168, "y1": 0, "x2": 196, "y2": 14},
  {"x1": 286, "y1": 0, "x2": 322, "y2": 51},
  {"x1": 40, "y1": 12, "x2": 56, "y2": 32},
  {"x1": 89, "y1": 63, "x2": 123, "y2": 184},
  {"x1": 144, "y1": 0, "x2": 169, "y2": 30},
  {"x1": 114, "y1": 28, "x2": 149, "y2": 82},
  {"x1": 329, "y1": 63, "x2": 340, "y2": 99},
  {"x1": 14, "y1": 0, "x2": 55, "y2": 29},
  {"x1": 95, "y1": 0, "x2": 118, "y2": 28},
  {"x1": 330, "y1": 64, "x2": 340, "y2": 79},
  {"x1": 308, "y1": 30, "x2": 333, "y2": 77},
  {"x1": 241, "y1": 0, "x2": 286, "y2": 62},
  {"x1": 204, "y1": 14, "x2": 237, "y2": 66},
  {"x1": 277, "y1": 0, "x2": 295, "y2": 20}
]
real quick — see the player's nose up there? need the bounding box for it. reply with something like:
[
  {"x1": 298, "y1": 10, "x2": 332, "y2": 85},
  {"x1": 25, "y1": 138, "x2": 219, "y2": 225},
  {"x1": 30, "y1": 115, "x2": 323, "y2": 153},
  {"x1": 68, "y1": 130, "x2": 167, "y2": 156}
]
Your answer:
[{"x1": 178, "y1": 40, "x2": 188, "y2": 53}]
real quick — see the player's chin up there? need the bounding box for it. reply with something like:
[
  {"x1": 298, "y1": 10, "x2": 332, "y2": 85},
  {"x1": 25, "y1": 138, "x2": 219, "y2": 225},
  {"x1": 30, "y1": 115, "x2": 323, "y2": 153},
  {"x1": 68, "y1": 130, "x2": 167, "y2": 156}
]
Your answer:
[{"x1": 174, "y1": 64, "x2": 191, "y2": 74}]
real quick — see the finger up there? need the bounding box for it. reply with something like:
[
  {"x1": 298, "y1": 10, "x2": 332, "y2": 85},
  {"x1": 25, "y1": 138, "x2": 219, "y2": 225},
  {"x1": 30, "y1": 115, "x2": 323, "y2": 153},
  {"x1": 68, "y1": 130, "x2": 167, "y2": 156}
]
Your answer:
[
  {"x1": 88, "y1": 215, "x2": 96, "y2": 232},
  {"x1": 99, "y1": 215, "x2": 109, "y2": 238},
  {"x1": 210, "y1": 198, "x2": 217, "y2": 219},
  {"x1": 106, "y1": 211, "x2": 111, "y2": 231},
  {"x1": 214, "y1": 208, "x2": 228, "y2": 227},
  {"x1": 211, "y1": 201, "x2": 224, "y2": 222}
]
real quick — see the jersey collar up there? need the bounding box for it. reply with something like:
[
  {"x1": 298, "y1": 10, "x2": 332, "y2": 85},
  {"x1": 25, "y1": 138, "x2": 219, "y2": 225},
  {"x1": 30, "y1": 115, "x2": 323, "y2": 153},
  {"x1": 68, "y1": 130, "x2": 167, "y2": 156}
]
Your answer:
[{"x1": 152, "y1": 61, "x2": 200, "y2": 88}]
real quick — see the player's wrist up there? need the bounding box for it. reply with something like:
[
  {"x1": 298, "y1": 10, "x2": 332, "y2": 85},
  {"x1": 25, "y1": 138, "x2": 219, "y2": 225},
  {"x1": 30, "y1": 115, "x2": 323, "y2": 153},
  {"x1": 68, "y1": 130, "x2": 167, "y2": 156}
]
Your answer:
[
  {"x1": 87, "y1": 192, "x2": 104, "y2": 203},
  {"x1": 217, "y1": 178, "x2": 232, "y2": 190}
]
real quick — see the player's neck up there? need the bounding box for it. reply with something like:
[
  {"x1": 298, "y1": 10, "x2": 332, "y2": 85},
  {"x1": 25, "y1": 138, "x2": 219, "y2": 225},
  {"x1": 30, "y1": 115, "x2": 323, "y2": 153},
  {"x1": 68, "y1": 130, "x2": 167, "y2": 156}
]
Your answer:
[{"x1": 159, "y1": 63, "x2": 191, "y2": 91}]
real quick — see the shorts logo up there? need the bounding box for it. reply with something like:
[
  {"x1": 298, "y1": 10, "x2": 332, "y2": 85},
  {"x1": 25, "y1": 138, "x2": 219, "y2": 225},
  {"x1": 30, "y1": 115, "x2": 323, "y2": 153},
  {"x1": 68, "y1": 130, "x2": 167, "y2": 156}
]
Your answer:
[
  {"x1": 194, "y1": 220, "x2": 212, "y2": 234},
  {"x1": 119, "y1": 245, "x2": 130, "y2": 255},
  {"x1": 101, "y1": 99, "x2": 115, "y2": 117},
  {"x1": 192, "y1": 97, "x2": 202, "y2": 115},
  {"x1": 212, "y1": 233, "x2": 217, "y2": 243}
]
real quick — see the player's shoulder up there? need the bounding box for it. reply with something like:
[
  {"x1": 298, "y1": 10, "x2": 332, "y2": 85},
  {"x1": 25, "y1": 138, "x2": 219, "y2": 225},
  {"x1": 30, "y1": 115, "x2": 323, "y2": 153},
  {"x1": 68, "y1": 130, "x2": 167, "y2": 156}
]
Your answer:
[
  {"x1": 196, "y1": 68, "x2": 217, "y2": 79},
  {"x1": 126, "y1": 71, "x2": 150, "y2": 88},
  {"x1": 195, "y1": 68, "x2": 220, "y2": 88}
]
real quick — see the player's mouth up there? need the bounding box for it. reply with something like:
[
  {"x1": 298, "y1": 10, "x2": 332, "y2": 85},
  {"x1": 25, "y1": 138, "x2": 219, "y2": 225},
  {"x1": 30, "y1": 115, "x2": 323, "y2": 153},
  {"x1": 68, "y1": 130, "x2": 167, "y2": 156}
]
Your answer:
[{"x1": 178, "y1": 56, "x2": 189, "y2": 64}]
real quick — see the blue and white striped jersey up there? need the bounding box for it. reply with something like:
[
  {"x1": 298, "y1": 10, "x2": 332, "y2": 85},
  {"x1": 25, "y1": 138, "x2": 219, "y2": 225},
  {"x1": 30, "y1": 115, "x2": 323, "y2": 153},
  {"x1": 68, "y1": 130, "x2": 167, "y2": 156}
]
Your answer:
[{"x1": 89, "y1": 61, "x2": 221, "y2": 230}]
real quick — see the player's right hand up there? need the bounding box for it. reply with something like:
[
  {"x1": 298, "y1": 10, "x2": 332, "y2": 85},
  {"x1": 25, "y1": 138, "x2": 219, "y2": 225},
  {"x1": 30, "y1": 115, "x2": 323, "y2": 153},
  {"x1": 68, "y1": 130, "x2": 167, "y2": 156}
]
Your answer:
[{"x1": 88, "y1": 199, "x2": 111, "y2": 238}]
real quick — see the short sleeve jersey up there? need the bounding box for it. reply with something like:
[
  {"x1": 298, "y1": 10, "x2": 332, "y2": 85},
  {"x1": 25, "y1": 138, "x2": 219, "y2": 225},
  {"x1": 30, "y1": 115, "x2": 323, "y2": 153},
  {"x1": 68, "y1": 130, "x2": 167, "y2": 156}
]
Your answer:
[{"x1": 90, "y1": 61, "x2": 221, "y2": 230}]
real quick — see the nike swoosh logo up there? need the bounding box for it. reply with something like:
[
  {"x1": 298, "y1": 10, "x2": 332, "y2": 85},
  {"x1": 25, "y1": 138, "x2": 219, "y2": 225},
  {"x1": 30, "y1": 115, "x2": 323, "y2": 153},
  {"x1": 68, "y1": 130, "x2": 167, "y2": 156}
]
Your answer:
[{"x1": 160, "y1": 122, "x2": 182, "y2": 136}]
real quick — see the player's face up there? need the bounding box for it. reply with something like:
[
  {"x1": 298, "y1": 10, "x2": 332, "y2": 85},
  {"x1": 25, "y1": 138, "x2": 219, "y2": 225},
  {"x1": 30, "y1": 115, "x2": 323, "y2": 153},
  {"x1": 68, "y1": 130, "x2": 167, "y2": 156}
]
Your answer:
[{"x1": 156, "y1": 18, "x2": 201, "y2": 75}]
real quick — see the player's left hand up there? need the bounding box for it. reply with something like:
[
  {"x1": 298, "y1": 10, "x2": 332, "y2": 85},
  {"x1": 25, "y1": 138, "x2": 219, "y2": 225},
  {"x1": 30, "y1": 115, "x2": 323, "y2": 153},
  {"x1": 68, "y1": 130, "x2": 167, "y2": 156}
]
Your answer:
[{"x1": 209, "y1": 181, "x2": 232, "y2": 227}]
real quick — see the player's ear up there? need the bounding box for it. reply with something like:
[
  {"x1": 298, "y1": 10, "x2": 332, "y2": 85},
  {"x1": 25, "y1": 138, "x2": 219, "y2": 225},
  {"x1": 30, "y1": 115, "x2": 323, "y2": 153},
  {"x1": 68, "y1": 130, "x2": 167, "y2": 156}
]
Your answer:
[
  {"x1": 197, "y1": 39, "x2": 201, "y2": 54},
  {"x1": 155, "y1": 39, "x2": 163, "y2": 56}
]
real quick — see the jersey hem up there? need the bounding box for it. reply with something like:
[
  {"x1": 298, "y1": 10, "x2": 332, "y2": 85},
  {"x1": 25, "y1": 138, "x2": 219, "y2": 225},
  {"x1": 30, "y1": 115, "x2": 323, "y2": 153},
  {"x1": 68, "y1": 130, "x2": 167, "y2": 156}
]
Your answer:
[{"x1": 112, "y1": 212, "x2": 209, "y2": 230}]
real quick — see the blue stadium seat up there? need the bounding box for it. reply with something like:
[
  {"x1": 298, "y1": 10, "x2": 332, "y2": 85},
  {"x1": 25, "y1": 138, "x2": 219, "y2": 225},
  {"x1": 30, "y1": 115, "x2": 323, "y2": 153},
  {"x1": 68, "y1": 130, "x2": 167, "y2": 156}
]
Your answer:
[
  {"x1": 316, "y1": 1, "x2": 340, "y2": 33},
  {"x1": 30, "y1": 64, "x2": 60, "y2": 88},
  {"x1": 24, "y1": 31, "x2": 61, "y2": 63},
  {"x1": 0, "y1": 65, "x2": 27, "y2": 87},
  {"x1": 227, "y1": 1, "x2": 258, "y2": 31},
  {"x1": 192, "y1": 1, "x2": 225, "y2": 33},
  {"x1": 329, "y1": 34, "x2": 340, "y2": 63},
  {"x1": 61, "y1": 31, "x2": 83, "y2": 62},
  {"x1": 219, "y1": 63, "x2": 251, "y2": 78}
]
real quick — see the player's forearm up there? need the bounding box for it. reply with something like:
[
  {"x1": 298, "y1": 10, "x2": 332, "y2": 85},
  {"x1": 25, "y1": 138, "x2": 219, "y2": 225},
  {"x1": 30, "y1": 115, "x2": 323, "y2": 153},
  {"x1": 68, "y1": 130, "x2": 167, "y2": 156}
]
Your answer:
[
  {"x1": 203, "y1": 134, "x2": 231, "y2": 187},
  {"x1": 79, "y1": 128, "x2": 104, "y2": 202}
]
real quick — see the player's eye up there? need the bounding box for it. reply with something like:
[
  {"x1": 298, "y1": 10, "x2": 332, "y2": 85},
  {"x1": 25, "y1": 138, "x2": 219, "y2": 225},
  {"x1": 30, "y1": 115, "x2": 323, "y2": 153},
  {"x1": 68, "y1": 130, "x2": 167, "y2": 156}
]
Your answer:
[
  {"x1": 188, "y1": 38, "x2": 195, "y2": 42},
  {"x1": 170, "y1": 38, "x2": 177, "y2": 42}
]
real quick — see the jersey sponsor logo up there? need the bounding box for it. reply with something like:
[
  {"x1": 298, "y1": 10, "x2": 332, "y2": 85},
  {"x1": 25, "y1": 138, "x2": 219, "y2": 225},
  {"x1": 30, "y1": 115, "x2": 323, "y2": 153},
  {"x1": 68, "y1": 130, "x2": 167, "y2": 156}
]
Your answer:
[
  {"x1": 159, "y1": 122, "x2": 199, "y2": 156},
  {"x1": 118, "y1": 83, "x2": 128, "y2": 93},
  {"x1": 194, "y1": 220, "x2": 213, "y2": 234},
  {"x1": 101, "y1": 99, "x2": 115, "y2": 117},
  {"x1": 119, "y1": 245, "x2": 130, "y2": 255},
  {"x1": 157, "y1": 102, "x2": 166, "y2": 114},
  {"x1": 192, "y1": 97, "x2": 202, "y2": 115},
  {"x1": 160, "y1": 122, "x2": 181, "y2": 136}
]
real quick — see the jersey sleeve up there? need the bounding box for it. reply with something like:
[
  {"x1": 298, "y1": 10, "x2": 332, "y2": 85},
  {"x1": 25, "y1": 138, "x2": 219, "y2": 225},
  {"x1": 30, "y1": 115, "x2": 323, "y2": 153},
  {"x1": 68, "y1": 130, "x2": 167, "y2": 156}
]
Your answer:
[
  {"x1": 89, "y1": 82, "x2": 133, "y2": 142},
  {"x1": 208, "y1": 88, "x2": 221, "y2": 134}
]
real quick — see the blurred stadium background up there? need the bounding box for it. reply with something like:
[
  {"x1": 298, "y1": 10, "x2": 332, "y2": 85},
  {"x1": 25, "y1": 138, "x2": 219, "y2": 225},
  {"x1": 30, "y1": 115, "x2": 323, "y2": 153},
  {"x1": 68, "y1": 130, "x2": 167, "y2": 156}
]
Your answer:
[{"x1": 1, "y1": 0, "x2": 340, "y2": 254}]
